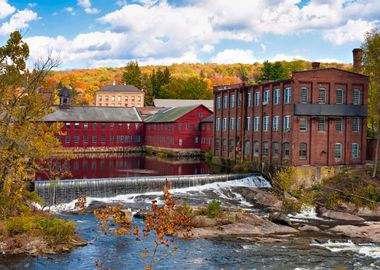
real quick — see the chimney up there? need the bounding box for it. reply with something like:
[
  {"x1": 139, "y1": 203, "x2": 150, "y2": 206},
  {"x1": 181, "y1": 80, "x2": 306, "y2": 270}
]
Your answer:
[
  {"x1": 241, "y1": 75, "x2": 249, "y2": 86},
  {"x1": 311, "y1": 62, "x2": 320, "y2": 70},
  {"x1": 353, "y1": 48, "x2": 363, "y2": 73}
]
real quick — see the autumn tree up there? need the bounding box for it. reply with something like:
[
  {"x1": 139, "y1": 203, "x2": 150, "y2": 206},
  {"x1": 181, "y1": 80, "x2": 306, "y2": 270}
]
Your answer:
[
  {"x1": 258, "y1": 61, "x2": 287, "y2": 82},
  {"x1": 122, "y1": 61, "x2": 142, "y2": 89},
  {"x1": 362, "y1": 27, "x2": 380, "y2": 177},
  {"x1": 0, "y1": 31, "x2": 62, "y2": 217}
]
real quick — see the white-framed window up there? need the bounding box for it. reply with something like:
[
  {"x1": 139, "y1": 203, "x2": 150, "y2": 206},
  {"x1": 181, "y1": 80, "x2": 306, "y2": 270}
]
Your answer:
[
  {"x1": 283, "y1": 142, "x2": 290, "y2": 159},
  {"x1": 336, "y1": 89, "x2": 344, "y2": 104},
  {"x1": 335, "y1": 143, "x2": 342, "y2": 159},
  {"x1": 216, "y1": 96, "x2": 221, "y2": 109},
  {"x1": 300, "y1": 87, "x2": 308, "y2": 103},
  {"x1": 254, "y1": 116, "x2": 260, "y2": 132},
  {"x1": 222, "y1": 117, "x2": 227, "y2": 131},
  {"x1": 352, "y1": 143, "x2": 359, "y2": 159},
  {"x1": 353, "y1": 89, "x2": 361, "y2": 105},
  {"x1": 254, "y1": 91, "x2": 260, "y2": 106},
  {"x1": 263, "y1": 116, "x2": 269, "y2": 132},
  {"x1": 230, "y1": 94, "x2": 235, "y2": 108},
  {"x1": 273, "y1": 116, "x2": 279, "y2": 131},
  {"x1": 352, "y1": 117, "x2": 360, "y2": 132},
  {"x1": 300, "y1": 117, "x2": 308, "y2": 132},
  {"x1": 336, "y1": 118, "x2": 344, "y2": 132},
  {"x1": 263, "y1": 90, "x2": 270, "y2": 105},
  {"x1": 283, "y1": 115, "x2": 291, "y2": 132},
  {"x1": 247, "y1": 92, "x2": 252, "y2": 107},
  {"x1": 273, "y1": 88, "x2": 280, "y2": 105},
  {"x1": 223, "y1": 95, "x2": 228, "y2": 109},
  {"x1": 262, "y1": 142, "x2": 269, "y2": 156},
  {"x1": 299, "y1": 143, "x2": 307, "y2": 159},
  {"x1": 318, "y1": 88, "x2": 327, "y2": 104},
  {"x1": 318, "y1": 117, "x2": 326, "y2": 131},
  {"x1": 246, "y1": 117, "x2": 251, "y2": 131},
  {"x1": 229, "y1": 117, "x2": 234, "y2": 130},
  {"x1": 253, "y1": 141, "x2": 259, "y2": 157},
  {"x1": 284, "y1": 87, "x2": 291, "y2": 104},
  {"x1": 272, "y1": 142, "x2": 279, "y2": 158},
  {"x1": 216, "y1": 118, "x2": 220, "y2": 131}
]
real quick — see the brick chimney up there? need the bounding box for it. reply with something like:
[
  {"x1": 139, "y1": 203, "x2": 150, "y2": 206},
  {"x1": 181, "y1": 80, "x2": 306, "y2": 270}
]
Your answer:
[
  {"x1": 353, "y1": 48, "x2": 363, "y2": 73},
  {"x1": 241, "y1": 75, "x2": 249, "y2": 86},
  {"x1": 311, "y1": 62, "x2": 320, "y2": 69}
]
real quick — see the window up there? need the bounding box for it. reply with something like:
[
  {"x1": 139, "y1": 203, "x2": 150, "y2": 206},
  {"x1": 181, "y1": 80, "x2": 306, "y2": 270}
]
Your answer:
[
  {"x1": 118, "y1": 96, "x2": 121, "y2": 102},
  {"x1": 195, "y1": 136, "x2": 199, "y2": 144},
  {"x1": 352, "y1": 117, "x2": 360, "y2": 132},
  {"x1": 238, "y1": 94, "x2": 241, "y2": 108},
  {"x1": 65, "y1": 135, "x2": 70, "y2": 143},
  {"x1": 318, "y1": 88, "x2": 327, "y2": 104},
  {"x1": 74, "y1": 122, "x2": 80, "y2": 129},
  {"x1": 301, "y1": 87, "x2": 308, "y2": 103},
  {"x1": 101, "y1": 123, "x2": 106, "y2": 129},
  {"x1": 215, "y1": 118, "x2": 220, "y2": 131},
  {"x1": 353, "y1": 89, "x2": 361, "y2": 105},
  {"x1": 229, "y1": 117, "x2": 234, "y2": 130},
  {"x1": 300, "y1": 117, "x2": 308, "y2": 132},
  {"x1": 247, "y1": 92, "x2": 252, "y2": 107},
  {"x1": 101, "y1": 135, "x2": 106, "y2": 142},
  {"x1": 237, "y1": 117, "x2": 241, "y2": 130},
  {"x1": 216, "y1": 96, "x2": 221, "y2": 109},
  {"x1": 284, "y1": 87, "x2": 291, "y2": 104},
  {"x1": 336, "y1": 118, "x2": 344, "y2": 132},
  {"x1": 336, "y1": 89, "x2": 344, "y2": 104},
  {"x1": 110, "y1": 136, "x2": 114, "y2": 142},
  {"x1": 105, "y1": 96, "x2": 109, "y2": 101},
  {"x1": 230, "y1": 94, "x2": 235, "y2": 108},
  {"x1": 254, "y1": 91, "x2": 260, "y2": 106},
  {"x1": 262, "y1": 142, "x2": 269, "y2": 156},
  {"x1": 244, "y1": 141, "x2": 250, "y2": 158},
  {"x1": 273, "y1": 89, "x2": 280, "y2": 105},
  {"x1": 84, "y1": 122, "x2": 88, "y2": 129},
  {"x1": 273, "y1": 116, "x2": 279, "y2": 131},
  {"x1": 98, "y1": 96, "x2": 102, "y2": 101},
  {"x1": 178, "y1": 123, "x2": 182, "y2": 130},
  {"x1": 222, "y1": 139, "x2": 227, "y2": 152},
  {"x1": 263, "y1": 90, "x2": 270, "y2": 105},
  {"x1": 228, "y1": 139, "x2": 234, "y2": 153},
  {"x1": 92, "y1": 123, "x2": 97, "y2": 129},
  {"x1": 222, "y1": 118, "x2": 227, "y2": 131},
  {"x1": 283, "y1": 143, "x2": 290, "y2": 159},
  {"x1": 263, "y1": 116, "x2": 269, "y2": 132},
  {"x1": 254, "y1": 116, "x2": 260, "y2": 132},
  {"x1": 118, "y1": 123, "x2": 123, "y2": 129},
  {"x1": 246, "y1": 117, "x2": 251, "y2": 131},
  {"x1": 111, "y1": 96, "x2": 115, "y2": 102},
  {"x1": 92, "y1": 135, "x2": 97, "y2": 143},
  {"x1": 318, "y1": 117, "x2": 326, "y2": 131},
  {"x1": 215, "y1": 139, "x2": 220, "y2": 151},
  {"x1": 186, "y1": 123, "x2": 190, "y2": 130},
  {"x1": 125, "y1": 96, "x2": 128, "y2": 102},
  {"x1": 65, "y1": 123, "x2": 70, "y2": 129},
  {"x1": 223, "y1": 95, "x2": 228, "y2": 109},
  {"x1": 283, "y1": 115, "x2": 291, "y2": 132},
  {"x1": 335, "y1": 143, "x2": 342, "y2": 159},
  {"x1": 352, "y1": 143, "x2": 359, "y2": 159},
  {"x1": 299, "y1": 143, "x2": 307, "y2": 159},
  {"x1": 74, "y1": 135, "x2": 79, "y2": 143},
  {"x1": 83, "y1": 135, "x2": 88, "y2": 143},
  {"x1": 272, "y1": 142, "x2": 279, "y2": 158},
  {"x1": 253, "y1": 141, "x2": 259, "y2": 157}
]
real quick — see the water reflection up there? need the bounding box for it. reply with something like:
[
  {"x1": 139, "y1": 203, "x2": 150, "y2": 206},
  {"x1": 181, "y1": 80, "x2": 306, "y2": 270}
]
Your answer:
[{"x1": 35, "y1": 154, "x2": 211, "y2": 180}]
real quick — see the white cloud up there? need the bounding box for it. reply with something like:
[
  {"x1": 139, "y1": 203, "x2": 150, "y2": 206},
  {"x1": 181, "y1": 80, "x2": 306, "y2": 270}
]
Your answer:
[
  {"x1": 28, "y1": 3, "x2": 37, "y2": 8},
  {"x1": 0, "y1": 0, "x2": 15, "y2": 19},
  {"x1": 116, "y1": 0, "x2": 127, "y2": 7},
  {"x1": 211, "y1": 49, "x2": 257, "y2": 64},
  {"x1": 271, "y1": 53, "x2": 308, "y2": 62},
  {"x1": 77, "y1": 0, "x2": 100, "y2": 14},
  {"x1": 0, "y1": 9, "x2": 38, "y2": 35},
  {"x1": 201, "y1": 44, "x2": 214, "y2": 53},
  {"x1": 64, "y1": 7, "x2": 75, "y2": 16},
  {"x1": 317, "y1": 58, "x2": 342, "y2": 63},
  {"x1": 323, "y1": 19, "x2": 377, "y2": 45},
  {"x1": 260, "y1": 43, "x2": 267, "y2": 52}
]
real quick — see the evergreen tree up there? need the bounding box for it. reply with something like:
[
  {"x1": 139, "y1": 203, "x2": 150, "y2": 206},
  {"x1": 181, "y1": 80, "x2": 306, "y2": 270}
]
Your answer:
[{"x1": 122, "y1": 61, "x2": 142, "y2": 89}]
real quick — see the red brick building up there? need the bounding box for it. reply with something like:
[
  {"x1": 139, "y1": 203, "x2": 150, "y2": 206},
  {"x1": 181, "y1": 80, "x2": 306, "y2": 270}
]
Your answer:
[
  {"x1": 213, "y1": 62, "x2": 368, "y2": 167},
  {"x1": 200, "y1": 115, "x2": 213, "y2": 152},
  {"x1": 144, "y1": 105, "x2": 212, "y2": 154}
]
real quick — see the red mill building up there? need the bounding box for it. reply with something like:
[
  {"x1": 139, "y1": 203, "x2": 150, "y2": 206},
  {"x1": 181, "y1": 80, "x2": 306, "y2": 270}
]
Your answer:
[{"x1": 213, "y1": 51, "x2": 368, "y2": 167}]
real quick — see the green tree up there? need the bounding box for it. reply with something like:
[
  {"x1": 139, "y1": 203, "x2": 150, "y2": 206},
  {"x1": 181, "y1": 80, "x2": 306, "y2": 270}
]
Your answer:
[
  {"x1": 258, "y1": 61, "x2": 287, "y2": 82},
  {"x1": 122, "y1": 61, "x2": 142, "y2": 89},
  {"x1": 0, "y1": 31, "x2": 62, "y2": 217},
  {"x1": 362, "y1": 27, "x2": 380, "y2": 177}
]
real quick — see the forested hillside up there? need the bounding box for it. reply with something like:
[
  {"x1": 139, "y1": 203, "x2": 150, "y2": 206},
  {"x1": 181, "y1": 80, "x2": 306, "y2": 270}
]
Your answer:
[{"x1": 43, "y1": 61, "x2": 351, "y2": 106}]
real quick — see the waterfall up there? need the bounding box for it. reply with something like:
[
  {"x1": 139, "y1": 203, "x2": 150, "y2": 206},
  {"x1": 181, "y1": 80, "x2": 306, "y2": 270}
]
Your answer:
[{"x1": 34, "y1": 173, "x2": 271, "y2": 205}]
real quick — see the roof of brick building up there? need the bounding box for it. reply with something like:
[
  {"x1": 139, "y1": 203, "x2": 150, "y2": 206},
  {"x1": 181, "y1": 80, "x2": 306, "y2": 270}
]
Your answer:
[
  {"x1": 144, "y1": 105, "x2": 201, "y2": 123},
  {"x1": 153, "y1": 99, "x2": 213, "y2": 111},
  {"x1": 98, "y1": 84, "x2": 142, "y2": 93}
]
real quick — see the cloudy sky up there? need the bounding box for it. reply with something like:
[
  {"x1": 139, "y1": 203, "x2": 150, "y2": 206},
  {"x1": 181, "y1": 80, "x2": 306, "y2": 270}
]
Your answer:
[{"x1": 0, "y1": 0, "x2": 378, "y2": 69}]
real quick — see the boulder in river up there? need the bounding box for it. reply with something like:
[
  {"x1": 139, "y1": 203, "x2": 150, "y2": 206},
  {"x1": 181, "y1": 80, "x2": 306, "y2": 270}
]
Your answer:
[
  {"x1": 233, "y1": 187, "x2": 282, "y2": 211},
  {"x1": 269, "y1": 212, "x2": 293, "y2": 227},
  {"x1": 328, "y1": 222, "x2": 380, "y2": 243},
  {"x1": 317, "y1": 207, "x2": 365, "y2": 222}
]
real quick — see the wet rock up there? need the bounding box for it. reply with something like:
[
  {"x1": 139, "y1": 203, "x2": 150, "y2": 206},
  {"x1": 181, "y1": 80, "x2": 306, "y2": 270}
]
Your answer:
[
  {"x1": 328, "y1": 222, "x2": 380, "y2": 243},
  {"x1": 269, "y1": 212, "x2": 293, "y2": 227},
  {"x1": 120, "y1": 209, "x2": 133, "y2": 223},
  {"x1": 317, "y1": 207, "x2": 364, "y2": 221},
  {"x1": 191, "y1": 216, "x2": 217, "y2": 227},
  {"x1": 357, "y1": 205, "x2": 380, "y2": 217},
  {"x1": 133, "y1": 210, "x2": 148, "y2": 220},
  {"x1": 233, "y1": 187, "x2": 282, "y2": 211},
  {"x1": 299, "y1": 225, "x2": 320, "y2": 232}
]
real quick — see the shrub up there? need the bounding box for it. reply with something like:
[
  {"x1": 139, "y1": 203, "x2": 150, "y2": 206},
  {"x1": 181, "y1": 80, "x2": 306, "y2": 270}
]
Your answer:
[
  {"x1": 206, "y1": 200, "x2": 221, "y2": 218},
  {"x1": 38, "y1": 217, "x2": 76, "y2": 244},
  {"x1": 272, "y1": 167, "x2": 296, "y2": 194},
  {"x1": 5, "y1": 216, "x2": 37, "y2": 235}
]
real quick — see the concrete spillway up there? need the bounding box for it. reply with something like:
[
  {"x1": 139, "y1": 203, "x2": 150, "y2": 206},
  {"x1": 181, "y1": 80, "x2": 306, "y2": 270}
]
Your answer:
[{"x1": 34, "y1": 173, "x2": 271, "y2": 205}]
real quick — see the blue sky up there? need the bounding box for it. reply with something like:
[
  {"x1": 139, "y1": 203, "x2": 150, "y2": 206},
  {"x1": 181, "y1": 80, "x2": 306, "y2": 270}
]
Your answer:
[{"x1": 0, "y1": 0, "x2": 379, "y2": 70}]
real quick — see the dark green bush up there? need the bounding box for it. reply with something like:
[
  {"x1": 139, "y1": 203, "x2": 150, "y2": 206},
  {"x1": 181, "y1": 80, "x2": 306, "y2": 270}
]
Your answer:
[
  {"x1": 206, "y1": 200, "x2": 221, "y2": 218},
  {"x1": 38, "y1": 217, "x2": 76, "y2": 244}
]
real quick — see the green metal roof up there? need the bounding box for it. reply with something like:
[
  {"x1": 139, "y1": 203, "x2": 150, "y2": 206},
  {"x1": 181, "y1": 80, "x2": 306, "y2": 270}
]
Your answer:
[{"x1": 144, "y1": 105, "x2": 200, "y2": 123}]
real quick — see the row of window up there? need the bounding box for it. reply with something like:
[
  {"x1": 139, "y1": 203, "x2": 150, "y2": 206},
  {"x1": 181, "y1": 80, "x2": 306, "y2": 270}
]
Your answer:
[
  {"x1": 215, "y1": 116, "x2": 361, "y2": 133},
  {"x1": 64, "y1": 122, "x2": 140, "y2": 130},
  {"x1": 145, "y1": 136, "x2": 200, "y2": 145},
  {"x1": 216, "y1": 140, "x2": 360, "y2": 160},
  {"x1": 98, "y1": 95, "x2": 142, "y2": 102},
  {"x1": 216, "y1": 87, "x2": 362, "y2": 109},
  {"x1": 146, "y1": 122, "x2": 202, "y2": 131},
  {"x1": 98, "y1": 103, "x2": 142, "y2": 107},
  {"x1": 61, "y1": 135, "x2": 141, "y2": 144}
]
